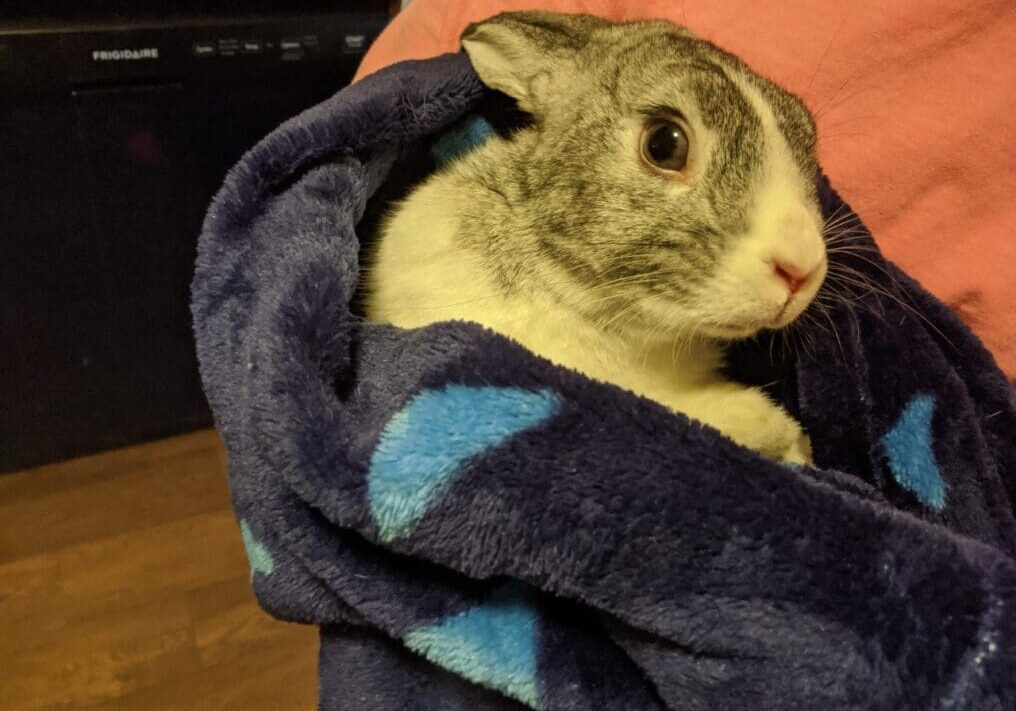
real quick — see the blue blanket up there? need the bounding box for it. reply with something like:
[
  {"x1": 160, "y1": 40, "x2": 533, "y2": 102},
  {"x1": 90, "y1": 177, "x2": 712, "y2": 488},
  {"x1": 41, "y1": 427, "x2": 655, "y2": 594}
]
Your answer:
[{"x1": 191, "y1": 52, "x2": 1016, "y2": 710}]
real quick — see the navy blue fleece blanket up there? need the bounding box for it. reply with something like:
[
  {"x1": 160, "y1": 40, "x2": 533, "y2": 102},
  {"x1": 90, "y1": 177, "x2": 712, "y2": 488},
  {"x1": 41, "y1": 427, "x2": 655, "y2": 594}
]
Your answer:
[{"x1": 191, "y1": 52, "x2": 1016, "y2": 710}]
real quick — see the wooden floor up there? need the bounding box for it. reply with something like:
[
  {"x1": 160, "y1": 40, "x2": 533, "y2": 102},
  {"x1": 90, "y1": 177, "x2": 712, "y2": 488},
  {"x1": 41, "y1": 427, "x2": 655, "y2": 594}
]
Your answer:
[{"x1": 0, "y1": 430, "x2": 318, "y2": 710}]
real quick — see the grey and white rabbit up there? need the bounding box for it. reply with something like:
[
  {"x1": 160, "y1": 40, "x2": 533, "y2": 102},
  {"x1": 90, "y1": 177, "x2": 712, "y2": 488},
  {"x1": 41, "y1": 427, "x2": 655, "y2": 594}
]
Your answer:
[{"x1": 365, "y1": 12, "x2": 827, "y2": 463}]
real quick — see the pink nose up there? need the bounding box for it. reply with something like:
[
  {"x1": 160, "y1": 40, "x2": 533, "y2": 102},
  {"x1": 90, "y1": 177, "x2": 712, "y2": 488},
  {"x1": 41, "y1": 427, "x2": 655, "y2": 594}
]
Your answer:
[{"x1": 774, "y1": 261, "x2": 808, "y2": 294}]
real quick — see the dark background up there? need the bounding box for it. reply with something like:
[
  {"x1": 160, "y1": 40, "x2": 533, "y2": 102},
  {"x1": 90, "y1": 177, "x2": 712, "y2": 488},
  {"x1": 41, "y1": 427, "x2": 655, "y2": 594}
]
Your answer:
[{"x1": 1, "y1": 2, "x2": 391, "y2": 471}]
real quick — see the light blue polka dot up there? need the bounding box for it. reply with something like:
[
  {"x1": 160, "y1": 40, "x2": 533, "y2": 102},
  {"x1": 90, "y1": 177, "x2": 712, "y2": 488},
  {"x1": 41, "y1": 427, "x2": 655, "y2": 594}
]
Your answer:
[
  {"x1": 368, "y1": 385, "x2": 561, "y2": 543},
  {"x1": 406, "y1": 583, "x2": 542, "y2": 709},
  {"x1": 239, "y1": 519, "x2": 275, "y2": 578},
  {"x1": 881, "y1": 393, "x2": 946, "y2": 510},
  {"x1": 431, "y1": 115, "x2": 496, "y2": 166}
]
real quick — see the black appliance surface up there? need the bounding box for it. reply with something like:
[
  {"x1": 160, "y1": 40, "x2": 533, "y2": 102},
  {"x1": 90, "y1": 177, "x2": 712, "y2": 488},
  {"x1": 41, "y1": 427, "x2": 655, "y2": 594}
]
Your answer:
[{"x1": 1, "y1": 3, "x2": 390, "y2": 472}]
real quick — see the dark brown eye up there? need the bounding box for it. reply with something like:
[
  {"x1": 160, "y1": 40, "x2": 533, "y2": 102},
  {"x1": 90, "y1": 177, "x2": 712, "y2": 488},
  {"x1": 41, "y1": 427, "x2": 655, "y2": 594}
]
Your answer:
[{"x1": 641, "y1": 120, "x2": 689, "y2": 172}]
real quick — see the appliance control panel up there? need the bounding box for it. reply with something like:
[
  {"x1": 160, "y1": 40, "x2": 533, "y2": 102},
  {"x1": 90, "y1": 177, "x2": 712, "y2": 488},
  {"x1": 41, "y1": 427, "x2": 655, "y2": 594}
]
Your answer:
[{"x1": 0, "y1": 12, "x2": 389, "y2": 94}]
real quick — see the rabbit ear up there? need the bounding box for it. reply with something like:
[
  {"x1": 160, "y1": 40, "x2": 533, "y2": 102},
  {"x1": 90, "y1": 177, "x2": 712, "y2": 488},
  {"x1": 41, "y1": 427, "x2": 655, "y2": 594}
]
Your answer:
[{"x1": 461, "y1": 12, "x2": 608, "y2": 115}]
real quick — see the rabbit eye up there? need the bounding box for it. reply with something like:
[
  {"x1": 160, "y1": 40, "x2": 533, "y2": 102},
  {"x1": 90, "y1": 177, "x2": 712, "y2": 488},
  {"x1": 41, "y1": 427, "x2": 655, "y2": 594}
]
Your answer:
[{"x1": 641, "y1": 120, "x2": 689, "y2": 172}]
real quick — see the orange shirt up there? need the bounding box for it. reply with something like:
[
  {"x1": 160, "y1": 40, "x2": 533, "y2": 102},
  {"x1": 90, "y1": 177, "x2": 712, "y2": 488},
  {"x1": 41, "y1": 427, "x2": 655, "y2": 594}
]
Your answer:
[{"x1": 356, "y1": 0, "x2": 1016, "y2": 379}]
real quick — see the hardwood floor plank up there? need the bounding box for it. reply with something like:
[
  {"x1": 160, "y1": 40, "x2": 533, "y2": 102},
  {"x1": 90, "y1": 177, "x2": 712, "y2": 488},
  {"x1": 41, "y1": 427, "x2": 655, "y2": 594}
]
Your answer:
[
  {"x1": 0, "y1": 554, "x2": 64, "y2": 641},
  {"x1": 0, "y1": 430, "x2": 225, "y2": 507},
  {"x1": 1, "y1": 512, "x2": 249, "y2": 657},
  {"x1": 0, "y1": 450, "x2": 231, "y2": 562},
  {"x1": 92, "y1": 631, "x2": 318, "y2": 711},
  {"x1": 1, "y1": 599, "x2": 201, "y2": 710},
  {"x1": 57, "y1": 510, "x2": 249, "y2": 602},
  {"x1": 0, "y1": 430, "x2": 318, "y2": 710}
]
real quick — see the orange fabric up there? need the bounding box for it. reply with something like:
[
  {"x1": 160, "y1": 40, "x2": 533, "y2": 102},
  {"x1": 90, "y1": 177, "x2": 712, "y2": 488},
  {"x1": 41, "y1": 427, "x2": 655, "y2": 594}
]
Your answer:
[{"x1": 356, "y1": 0, "x2": 1016, "y2": 378}]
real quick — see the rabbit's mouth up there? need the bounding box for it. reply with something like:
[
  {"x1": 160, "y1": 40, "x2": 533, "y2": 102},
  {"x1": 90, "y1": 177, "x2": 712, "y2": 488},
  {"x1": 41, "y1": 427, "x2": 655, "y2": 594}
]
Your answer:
[
  {"x1": 770, "y1": 257, "x2": 828, "y2": 328},
  {"x1": 750, "y1": 272, "x2": 827, "y2": 335},
  {"x1": 668, "y1": 257, "x2": 827, "y2": 341},
  {"x1": 706, "y1": 311, "x2": 790, "y2": 340},
  {"x1": 709, "y1": 255, "x2": 827, "y2": 335}
]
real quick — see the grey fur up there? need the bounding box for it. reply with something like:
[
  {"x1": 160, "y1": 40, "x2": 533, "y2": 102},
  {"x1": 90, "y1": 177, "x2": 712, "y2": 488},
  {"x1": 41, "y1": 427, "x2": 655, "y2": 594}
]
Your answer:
[{"x1": 453, "y1": 12, "x2": 819, "y2": 327}]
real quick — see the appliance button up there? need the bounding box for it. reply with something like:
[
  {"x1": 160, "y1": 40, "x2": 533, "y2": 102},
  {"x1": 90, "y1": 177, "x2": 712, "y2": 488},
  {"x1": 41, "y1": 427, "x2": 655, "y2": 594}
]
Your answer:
[
  {"x1": 343, "y1": 34, "x2": 366, "y2": 53},
  {"x1": 280, "y1": 39, "x2": 304, "y2": 61},
  {"x1": 242, "y1": 40, "x2": 263, "y2": 54},
  {"x1": 192, "y1": 41, "x2": 216, "y2": 58},
  {"x1": 218, "y1": 38, "x2": 240, "y2": 57}
]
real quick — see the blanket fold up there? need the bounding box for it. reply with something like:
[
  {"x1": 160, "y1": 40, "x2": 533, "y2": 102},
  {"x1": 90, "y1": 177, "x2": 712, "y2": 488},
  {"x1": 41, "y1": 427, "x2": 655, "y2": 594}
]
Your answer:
[{"x1": 192, "y1": 52, "x2": 1016, "y2": 710}]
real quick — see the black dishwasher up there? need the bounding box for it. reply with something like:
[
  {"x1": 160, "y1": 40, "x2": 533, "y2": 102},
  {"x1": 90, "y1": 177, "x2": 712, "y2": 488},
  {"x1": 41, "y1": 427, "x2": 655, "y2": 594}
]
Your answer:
[{"x1": 0, "y1": 1, "x2": 391, "y2": 471}]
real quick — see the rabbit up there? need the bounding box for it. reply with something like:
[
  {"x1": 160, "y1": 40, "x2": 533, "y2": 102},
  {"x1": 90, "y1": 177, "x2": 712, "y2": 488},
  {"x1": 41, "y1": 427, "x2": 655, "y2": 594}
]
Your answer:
[{"x1": 364, "y1": 11, "x2": 828, "y2": 464}]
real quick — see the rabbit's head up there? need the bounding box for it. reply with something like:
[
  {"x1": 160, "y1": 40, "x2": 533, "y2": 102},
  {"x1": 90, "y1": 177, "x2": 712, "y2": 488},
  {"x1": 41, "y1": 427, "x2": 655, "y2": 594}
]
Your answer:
[{"x1": 459, "y1": 12, "x2": 827, "y2": 340}]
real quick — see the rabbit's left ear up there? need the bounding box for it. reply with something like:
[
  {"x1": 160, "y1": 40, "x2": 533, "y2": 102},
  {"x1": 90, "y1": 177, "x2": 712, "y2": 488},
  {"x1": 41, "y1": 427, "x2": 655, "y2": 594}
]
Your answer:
[{"x1": 461, "y1": 12, "x2": 607, "y2": 116}]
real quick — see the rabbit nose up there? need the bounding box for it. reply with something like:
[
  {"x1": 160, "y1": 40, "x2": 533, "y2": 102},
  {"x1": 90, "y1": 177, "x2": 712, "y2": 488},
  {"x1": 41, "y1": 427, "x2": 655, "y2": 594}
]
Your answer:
[{"x1": 773, "y1": 260, "x2": 810, "y2": 294}]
